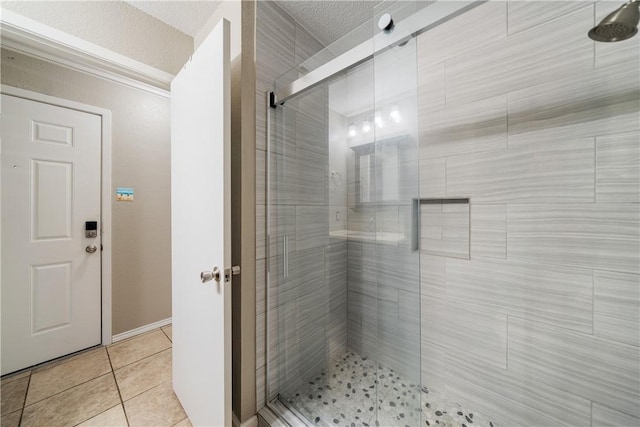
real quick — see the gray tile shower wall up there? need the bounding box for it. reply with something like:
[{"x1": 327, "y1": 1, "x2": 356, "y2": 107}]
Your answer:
[
  {"x1": 254, "y1": 1, "x2": 345, "y2": 411},
  {"x1": 417, "y1": 2, "x2": 639, "y2": 427}
]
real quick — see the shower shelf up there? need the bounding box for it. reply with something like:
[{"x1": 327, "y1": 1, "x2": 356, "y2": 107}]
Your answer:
[{"x1": 411, "y1": 197, "x2": 470, "y2": 256}]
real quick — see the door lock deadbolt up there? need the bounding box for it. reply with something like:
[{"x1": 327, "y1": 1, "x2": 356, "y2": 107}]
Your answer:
[{"x1": 85, "y1": 221, "x2": 98, "y2": 238}]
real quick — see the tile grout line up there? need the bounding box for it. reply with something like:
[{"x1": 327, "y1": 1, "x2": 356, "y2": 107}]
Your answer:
[
  {"x1": 70, "y1": 404, "x2": 122, "y2": 427},
  {"x1": 106, "y1": 346, "x2": 131, "y2": 427},
  {"x1": 160, "y1": 326, "x2": 173, "y2": 343},
  {"x1": 109, "y1": 331, "x2": 172, "y2": 370},
  {"x1": 21, "y1": 369, "x2": 113, "y2": 408},
  {"x1": 111, "y1": 328, "x2": 168, "y2": 348},
  {"x1": 11, "y1": 345, "x2": 102, "y2": 382},
  {"x1": 18, "y1": 371, "x2": 32, "y2": 426},
  {"x1": 111, "y1": 345, "x2": 172, "y2": 371},
  {"x1": 110, "y1": 348, "x2": 174, "y2": 404},
  {"x1": 116, "y1": 378, "x2": 174, "y2": 407}
]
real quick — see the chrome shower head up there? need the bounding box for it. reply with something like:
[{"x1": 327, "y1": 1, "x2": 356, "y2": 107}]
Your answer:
[{"x1": 589, "y1": 0, "x2": 640, "y2": 42}]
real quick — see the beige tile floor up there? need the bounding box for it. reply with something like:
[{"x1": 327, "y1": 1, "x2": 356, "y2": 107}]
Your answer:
[{"x1": 0, "y1": 325, "x2": 191, "y2": 427}]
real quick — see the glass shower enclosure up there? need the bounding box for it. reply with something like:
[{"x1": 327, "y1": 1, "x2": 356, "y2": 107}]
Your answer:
[
  {"x1": 265, "y1": 3, "x2": 423, "y2": 425},
  {"x1": 263, "y1": 1, "x2": 640, "y2": 426}
]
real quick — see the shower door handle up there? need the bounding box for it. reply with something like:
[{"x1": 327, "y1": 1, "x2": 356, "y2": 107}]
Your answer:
[{"x1": 283, "y1": 235, "x2": 289, "y2": 278}]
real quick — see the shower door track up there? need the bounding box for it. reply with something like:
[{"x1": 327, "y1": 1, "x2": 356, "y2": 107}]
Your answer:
[{"x1": 269, "y1": 0, "x2": 485, "y2": 108}]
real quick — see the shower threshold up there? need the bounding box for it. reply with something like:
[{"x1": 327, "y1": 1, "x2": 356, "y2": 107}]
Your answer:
[{"x1": 273, "y1": 351, "x2": 496, "y2": 427}]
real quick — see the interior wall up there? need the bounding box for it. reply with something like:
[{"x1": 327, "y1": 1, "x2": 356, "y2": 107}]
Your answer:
[
  {"x1": 1, "y1": 1, "x2": 192, "y2": 75},
  {"x1": 1, "y1": 49, "x2": 174, "y2": 336},
  {"x1": 0, "y1": 1, "x2": 197, "y2": 337},
  {"x1": 416, "y1": 2, "x2": 639, "y2": 426}
]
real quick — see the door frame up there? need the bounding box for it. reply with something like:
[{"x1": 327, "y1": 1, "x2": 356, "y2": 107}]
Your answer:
[{"x1": 1, "y1": 84, "x2": 114, "y2": 346}]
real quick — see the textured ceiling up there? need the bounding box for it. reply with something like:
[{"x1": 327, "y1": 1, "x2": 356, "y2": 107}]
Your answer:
[
  {"x1": 124, "y1": 1, "x2": 382, "y2": 49},
  {"x1": 125, "y1": 1, "x2": 222, "y2": 36},
  {"x1": 276, "y1": 0, "x2": 382, "y2": 46}
]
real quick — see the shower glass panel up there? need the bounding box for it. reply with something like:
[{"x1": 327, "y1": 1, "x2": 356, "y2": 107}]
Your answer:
[
  {"x1": 267, "y1": 6, "x2": 422, "y2": 425},
  {"x1": 268, "y1": 81, "x2": 341, "y2": 413},
  {"x1": 370, "y1": 3, "x2": 422, "y2": 426}
]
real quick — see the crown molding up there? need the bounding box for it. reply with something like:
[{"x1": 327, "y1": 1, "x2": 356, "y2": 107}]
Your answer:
[{"x1": 0, "y1": 8, "x2": 173, "y2": 98}]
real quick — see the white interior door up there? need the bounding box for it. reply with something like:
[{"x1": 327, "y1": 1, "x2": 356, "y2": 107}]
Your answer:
[
  {"x1": 171, "y1": 19, "x2": 231, "y2": 426},
  {"x1": 1, "y1": 94, "x2": 102, "y2": 375}
]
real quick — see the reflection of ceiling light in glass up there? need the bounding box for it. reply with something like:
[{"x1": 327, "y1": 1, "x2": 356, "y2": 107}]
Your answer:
[
  {"x1": 362, "y1": 120, "x2": 371, "y2": 133},
  {"x1": 375, "y1": 111, "x2": 384, "y2": 128},
  {"x1": 348, "y1": 124, "x2": 357, "y2": 137},
  {"x1": 390, "y1": 105, "x2": 401, "y2": 123}
]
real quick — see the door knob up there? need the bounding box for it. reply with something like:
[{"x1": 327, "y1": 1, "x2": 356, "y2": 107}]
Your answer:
[
  {"x1": 201, "y1": 267, "x2": 221, "y2": 283},
  {"x1": 86, "y1": 245, "x2": 98, "y2": 254}
]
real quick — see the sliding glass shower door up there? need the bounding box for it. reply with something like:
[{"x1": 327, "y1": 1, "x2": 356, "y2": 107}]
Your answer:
[
  {"x1": 267, "y1": 80, "x2": 350, "y2": 422},
  {"x1": 266, "y1": 7, "x2": 422, "y2": 425}
]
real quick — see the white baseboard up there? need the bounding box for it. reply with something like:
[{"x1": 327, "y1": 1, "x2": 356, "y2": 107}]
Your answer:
[
  {"x1": 112, "y1": 317, "x2": 172, "y2": 343},
  {"x1": 233, "y1": 413, "x2": 258, "y2": 427}
]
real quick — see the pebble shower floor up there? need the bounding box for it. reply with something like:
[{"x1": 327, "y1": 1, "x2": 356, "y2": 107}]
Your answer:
[{"x1": 287, "y1": 352, "x2": 495, "y2": 427}]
